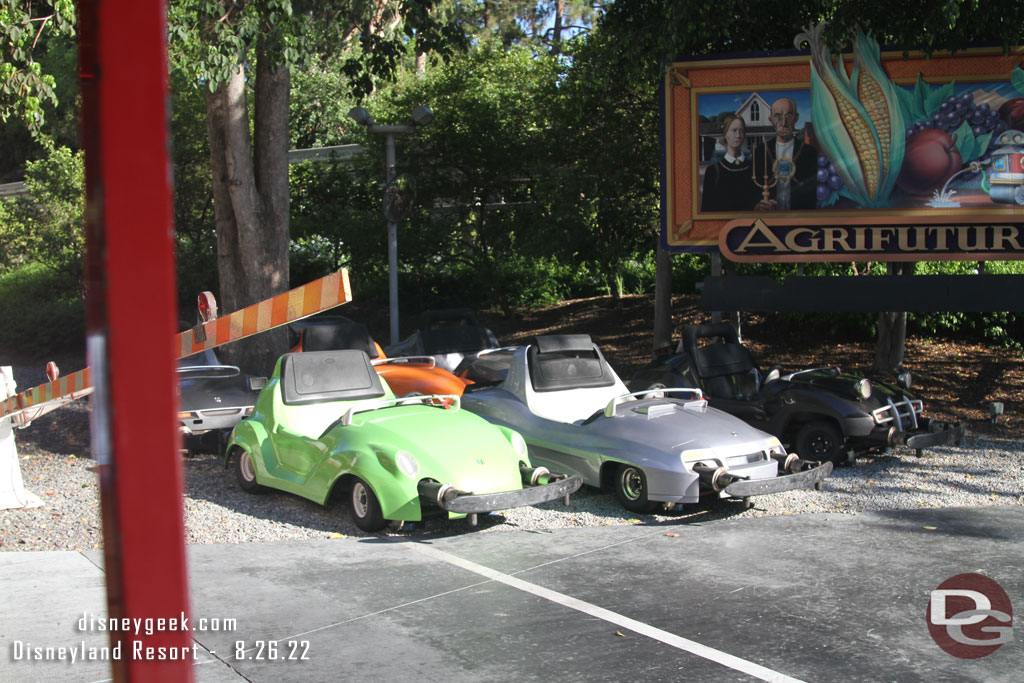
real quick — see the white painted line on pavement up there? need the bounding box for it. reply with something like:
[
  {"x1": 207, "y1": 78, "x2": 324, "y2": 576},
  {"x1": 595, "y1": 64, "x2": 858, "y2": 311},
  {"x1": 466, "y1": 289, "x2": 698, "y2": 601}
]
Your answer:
[{"x1": 411, "y1": 542, "x2": 806, "y2": 683}]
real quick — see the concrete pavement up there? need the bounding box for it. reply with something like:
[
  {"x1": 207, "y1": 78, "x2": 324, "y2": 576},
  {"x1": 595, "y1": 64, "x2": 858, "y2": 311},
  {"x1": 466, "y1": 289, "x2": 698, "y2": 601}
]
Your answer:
[{"x1": 2, "y1": 506, "x2": 1022, "y2": 682}]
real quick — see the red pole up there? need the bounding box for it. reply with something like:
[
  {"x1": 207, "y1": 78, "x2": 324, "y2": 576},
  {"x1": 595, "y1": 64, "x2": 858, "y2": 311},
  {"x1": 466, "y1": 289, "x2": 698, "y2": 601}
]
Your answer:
[{"x1": 79, "y1": 1, "x2": 194, "y2": 680}]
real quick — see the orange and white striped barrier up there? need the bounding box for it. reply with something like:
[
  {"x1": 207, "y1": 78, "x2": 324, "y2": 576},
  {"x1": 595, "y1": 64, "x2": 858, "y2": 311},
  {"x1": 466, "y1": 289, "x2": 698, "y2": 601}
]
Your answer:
[
  {"x1": 1, "y1": 366, "x2": 93, "y2": 427},
  {"x1": 0, "y1": 269, "x2": 352, "y2": 425}
]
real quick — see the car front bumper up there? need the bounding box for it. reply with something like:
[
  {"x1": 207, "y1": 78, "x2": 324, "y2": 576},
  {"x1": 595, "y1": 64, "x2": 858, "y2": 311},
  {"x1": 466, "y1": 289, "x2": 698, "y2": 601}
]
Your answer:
[
  {"x1": 440, "y1": 474, "x2": 582, "y2": 514},
  {"x1": 849, "y1": 418, "x2": 966, "y2": 454},
  {"x1": 723, "y1": 461, "x2": 833, "y2": 498},
  {"x1": 179, "y1": 407, "x2": 251, "y2": 435},
  {"x1": 895, "y1": 420, "x2": 966, "y2": 451}
]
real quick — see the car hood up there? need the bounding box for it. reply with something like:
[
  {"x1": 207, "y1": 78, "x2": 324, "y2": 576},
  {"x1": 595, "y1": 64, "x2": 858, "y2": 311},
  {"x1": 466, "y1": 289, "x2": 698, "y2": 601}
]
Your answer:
[
  {"x1": 341, "y1": 405, "x2": 523, "y2": 494},
  {"x1": 782, "y1": 369, "x2": 913, "y2": 406},
  {"x1": 178, "y1": 376, "x2": 257, "y2": 410},
  {"x1": 585, "y1": 398, "x2": 779, "y2": 456}
]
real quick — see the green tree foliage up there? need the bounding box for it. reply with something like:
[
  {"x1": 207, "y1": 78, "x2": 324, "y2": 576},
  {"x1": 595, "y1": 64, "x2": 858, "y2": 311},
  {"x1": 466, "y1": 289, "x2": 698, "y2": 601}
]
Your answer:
[
  {"x1": 366, "y1": 45, "x2": 568, "y2": 313},
  {"x1": 450, "y1": 0, "x2": 601, "y2": 53},
  {"x1": 0, "y1": 145, "x2": 84, "y2": 285},
  {"x1": 290, "y1": 59, "x2": 361, "y2": 148},
  {"x1": 0, "y1": 7, "x2": 77, "y2": 183},
  {"x1": 546, "y1": 28, "x2": 661, "y2": 300},
  {"x1": 289, "y1": 157, "x2": 378, "y2": 282},
  {"x1": 824, "y1": 0, "x2": 1024, "y2": 54},
  {"x1": 0, "y1": 0, "x2": 75, "y2": 138},
  {"x1": 0, "y1": 262, "x2": 84, "y2": 351}
]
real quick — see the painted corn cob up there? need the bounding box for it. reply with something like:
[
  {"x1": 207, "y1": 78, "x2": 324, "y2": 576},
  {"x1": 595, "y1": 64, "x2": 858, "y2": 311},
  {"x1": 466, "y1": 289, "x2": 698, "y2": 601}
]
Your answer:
[{"x1": 795, "y1": 24, "x2": 905, "y2": 208}]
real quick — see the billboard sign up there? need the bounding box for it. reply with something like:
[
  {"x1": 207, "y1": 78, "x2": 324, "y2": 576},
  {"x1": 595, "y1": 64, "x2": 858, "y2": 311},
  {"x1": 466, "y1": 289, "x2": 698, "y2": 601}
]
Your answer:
[{"x1": 662, "y1": 24, "x2": 1024, "y2": 261}]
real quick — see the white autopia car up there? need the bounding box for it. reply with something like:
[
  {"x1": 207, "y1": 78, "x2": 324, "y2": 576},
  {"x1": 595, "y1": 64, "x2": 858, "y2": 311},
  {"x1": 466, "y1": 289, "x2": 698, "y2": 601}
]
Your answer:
[{"x1": 459, "y1": 334, "x2": 831, "y2": 513}]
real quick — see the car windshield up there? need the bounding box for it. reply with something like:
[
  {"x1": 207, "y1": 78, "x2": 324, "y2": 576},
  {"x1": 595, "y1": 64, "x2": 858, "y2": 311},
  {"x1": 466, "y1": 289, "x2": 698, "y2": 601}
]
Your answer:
[
  {"x1": 177, "y1": 349, "x2": 241, "y2": 379},
  {"x1": 178, "y1": 349, "x2": 220, "y2": 367},
  {"x1": 177, "y1": 365, "x2": 240, "y2": 380}
]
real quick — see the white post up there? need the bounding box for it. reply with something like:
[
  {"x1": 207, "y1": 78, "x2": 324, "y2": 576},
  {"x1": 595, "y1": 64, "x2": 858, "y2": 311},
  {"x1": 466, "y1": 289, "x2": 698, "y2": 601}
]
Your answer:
[{"x1": 0, "y1": 367, "x2": 43, "y2": 509}]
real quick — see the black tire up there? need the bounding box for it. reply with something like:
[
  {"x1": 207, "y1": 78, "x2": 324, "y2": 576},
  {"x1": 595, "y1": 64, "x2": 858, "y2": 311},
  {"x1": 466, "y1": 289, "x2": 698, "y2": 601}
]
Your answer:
[
  {"x1": 234, "y1": 448, "x2": 262, "y2": 493},
  {"x1": 794, "y1": 420, "x2": 845, "y2": 464},
  {"x1": 350, "y1": 478, "x2": 386, "y2": 532},
  {"x1": 613, "y1": 464, "x2": 659, "y2": 513}
]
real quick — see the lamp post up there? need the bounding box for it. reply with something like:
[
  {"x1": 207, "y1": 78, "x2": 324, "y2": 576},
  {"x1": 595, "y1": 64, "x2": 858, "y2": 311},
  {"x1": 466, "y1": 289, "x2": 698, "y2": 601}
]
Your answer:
[{"x1": 349, "y1": 105, "x2": 434, "y2": 346}]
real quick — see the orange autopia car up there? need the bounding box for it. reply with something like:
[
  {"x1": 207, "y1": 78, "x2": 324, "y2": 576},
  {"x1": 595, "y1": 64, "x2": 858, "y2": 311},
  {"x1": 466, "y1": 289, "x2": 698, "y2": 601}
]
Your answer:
[{"x1": 288, "y1": 317, "x2": 470, "y2": 398}]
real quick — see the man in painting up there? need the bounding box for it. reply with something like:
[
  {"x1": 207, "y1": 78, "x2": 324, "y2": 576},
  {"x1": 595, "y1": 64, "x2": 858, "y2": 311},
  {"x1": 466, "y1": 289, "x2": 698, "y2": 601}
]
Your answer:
[
  {"x1": 701, "y1": 114, "x2": 761, "y2": 212},
  {"x1": 751, "y1": 97, "x2": 818, "y2": 211}
]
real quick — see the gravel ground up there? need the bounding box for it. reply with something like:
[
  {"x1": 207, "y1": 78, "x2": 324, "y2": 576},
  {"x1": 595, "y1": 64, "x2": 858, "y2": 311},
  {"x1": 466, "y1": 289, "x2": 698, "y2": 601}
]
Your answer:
[{"x1": 2, "y1": 399, "x2": 1021, "y2": 552}]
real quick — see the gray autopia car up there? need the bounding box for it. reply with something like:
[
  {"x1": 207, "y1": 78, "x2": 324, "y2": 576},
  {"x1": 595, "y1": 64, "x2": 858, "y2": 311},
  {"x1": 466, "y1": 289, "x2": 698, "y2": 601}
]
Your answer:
[{"x1": 459, "y1": 334, "x2": 831, "y2": 513}]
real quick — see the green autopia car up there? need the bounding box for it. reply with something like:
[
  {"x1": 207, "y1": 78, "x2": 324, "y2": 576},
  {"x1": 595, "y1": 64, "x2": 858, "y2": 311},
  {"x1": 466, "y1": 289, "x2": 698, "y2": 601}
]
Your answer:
[{"x1": 225, "y1": 349, "x2": 581, "y2": 532}]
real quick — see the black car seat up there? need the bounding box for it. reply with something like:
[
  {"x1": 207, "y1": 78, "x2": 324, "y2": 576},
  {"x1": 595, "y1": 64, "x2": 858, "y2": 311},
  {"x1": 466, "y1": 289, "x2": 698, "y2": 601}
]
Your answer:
[
  {"x1": 681, "y1": 323, "x2": 759, "y2": 400},
  {"x1": 293, "y1": 317, "x2": 379, "y2": 358},
  {"x1": 418, "y1": 308, "x2": 498, "y2": 355},
  {"x1": 524, "y1": 335, "x2": 622, "y2": 423},
  {"x1": 527, "y1": 334, "x2": 616, "y2": 392}
]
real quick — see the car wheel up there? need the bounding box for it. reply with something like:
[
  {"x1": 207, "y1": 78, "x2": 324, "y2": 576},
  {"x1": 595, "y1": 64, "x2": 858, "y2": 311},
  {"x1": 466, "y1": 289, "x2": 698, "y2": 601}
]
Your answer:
[
  {"x1": 234, "y1": 449, "x2": 262, "y2": 493},
  {"x1": 613, "y1": 464, "x2": 658, "y2": 513},
  {"x1": 795, "y1": 420, "x2": 845, "y2": 464},
  {"x1": 350, "y1": 478, "x2": 386, "y2": 533}
]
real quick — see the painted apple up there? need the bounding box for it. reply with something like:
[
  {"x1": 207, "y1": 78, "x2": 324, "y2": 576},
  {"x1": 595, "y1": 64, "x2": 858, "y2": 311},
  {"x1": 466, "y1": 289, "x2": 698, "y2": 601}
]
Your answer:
[
  {"x1": 998, "y1": 98, "x2": 1024, "y2": 131},
  {"x1": 897, "y1": 129, "x2": 963, "y2": 195}
]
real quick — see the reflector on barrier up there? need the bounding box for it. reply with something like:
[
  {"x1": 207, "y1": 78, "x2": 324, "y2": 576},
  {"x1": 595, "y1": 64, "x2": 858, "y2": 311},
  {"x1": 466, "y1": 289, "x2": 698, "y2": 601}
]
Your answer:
[{"x1": 0, "y1": 269, "x2": 353, "y2": 424}]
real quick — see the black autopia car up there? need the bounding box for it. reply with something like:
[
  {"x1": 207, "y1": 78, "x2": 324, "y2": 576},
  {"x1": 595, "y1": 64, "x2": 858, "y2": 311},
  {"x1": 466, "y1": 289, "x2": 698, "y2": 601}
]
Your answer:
[
  {"x1": 628, "y1": 322, "x2": 965, "y2": 464},
  {"x1": 177, "y1": 348, "x2": 266, "y2": 454}
]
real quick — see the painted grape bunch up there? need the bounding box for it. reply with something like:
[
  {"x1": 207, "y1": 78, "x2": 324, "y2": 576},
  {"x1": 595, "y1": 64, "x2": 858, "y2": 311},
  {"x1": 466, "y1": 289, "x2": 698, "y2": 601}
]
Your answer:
[
  {"x1": 816, "y1": 154, "x2": 844, "y2": 202},
  {"x1": 906, "y1": 91, "x2": 1008, "y2": 145}
]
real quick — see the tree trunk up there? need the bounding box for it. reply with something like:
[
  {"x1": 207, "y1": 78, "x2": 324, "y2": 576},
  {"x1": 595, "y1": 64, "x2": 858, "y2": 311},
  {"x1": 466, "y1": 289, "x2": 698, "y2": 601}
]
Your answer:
[
  {"x1": 551, "y1": 0, "x2": 565, "y2": 54},
  {"x1": 605, "y1": 264, "x2": 622, "y2": 305},
  {"x1": 873, "y1": 262, "x2": 914, "y2": 375},
  {"x1": 204, "y1": 50, "x2": 291, "y2": 375},
  {"x1": 874, "y1": 311, "x2": 907, "y2": 375}
]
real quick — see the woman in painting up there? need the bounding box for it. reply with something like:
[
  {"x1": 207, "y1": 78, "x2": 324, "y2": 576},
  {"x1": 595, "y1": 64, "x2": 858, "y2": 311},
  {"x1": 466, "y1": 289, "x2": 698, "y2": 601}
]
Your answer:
[{"x1": 701, "y1": 114, "x2": 760, "y2": 212}]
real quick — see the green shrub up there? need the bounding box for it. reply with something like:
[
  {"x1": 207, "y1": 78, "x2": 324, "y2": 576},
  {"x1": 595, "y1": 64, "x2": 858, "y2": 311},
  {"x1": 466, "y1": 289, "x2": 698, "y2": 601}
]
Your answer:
[
  {"x1": 618, "y1": 252, "x2": 658, "y2": 295},
  {"x1": 909, "y1": 260, "x2": 1023, "y2": 346},
  {"x1": 2, "y1": 146, "x2": 85, "y2": 284},
  {"x1": 672, "y1": 253, "x2": 709, "y2": 293},
  {"x1": 0, "y1": 263, "x2": 84, "y2": 353}
]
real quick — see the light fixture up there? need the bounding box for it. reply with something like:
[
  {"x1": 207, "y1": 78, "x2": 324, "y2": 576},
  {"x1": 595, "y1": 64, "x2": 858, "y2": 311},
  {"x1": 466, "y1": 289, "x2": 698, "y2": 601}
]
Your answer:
[
  {"x1": 349, "y1": 105, "x2": 435, "y2": 345},
  {"x1": 348, "y1": 106, "x2": 373, "y2": 126},
  {"x1": 410, "y1": 105, "x2": 434, "y2": 127}
]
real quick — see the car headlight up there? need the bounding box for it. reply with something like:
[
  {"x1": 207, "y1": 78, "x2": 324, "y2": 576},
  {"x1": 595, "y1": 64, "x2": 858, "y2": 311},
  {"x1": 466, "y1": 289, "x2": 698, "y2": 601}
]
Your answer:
[
  {"x1": 897, "y1": 371, "x2": 912, "y2": 390},
  {"x1": 395, "y1": 450, "x2": 419, "y2": 477},
  {"x1": 509, "y1": 432, "x2": 528, "y2": 457},
  {"x1": 854, "y1": 378, "x2": 872, "y2": 400},
  {"x1": 680, "y1": 448, "x2": 716, "y2": 466}
]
